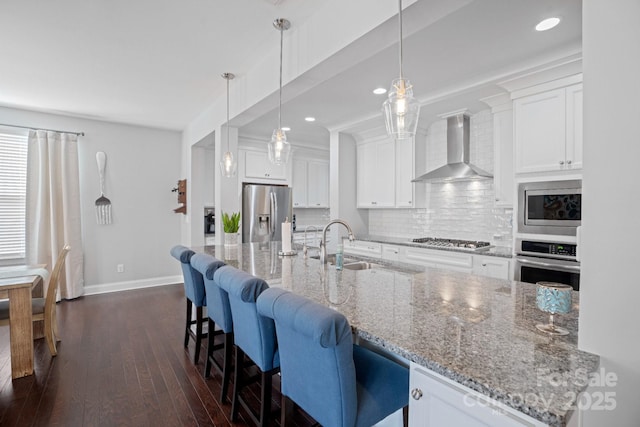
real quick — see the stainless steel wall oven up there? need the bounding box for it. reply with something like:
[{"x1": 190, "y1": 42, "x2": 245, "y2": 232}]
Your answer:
[{"x1": 514, "y1": 238, "x2": 580, "y2": 291}]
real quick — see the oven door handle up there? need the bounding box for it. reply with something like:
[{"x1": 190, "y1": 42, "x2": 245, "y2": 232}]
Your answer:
[{"x1": 517, "y1": 257, "x2": 581, "y2": 271}]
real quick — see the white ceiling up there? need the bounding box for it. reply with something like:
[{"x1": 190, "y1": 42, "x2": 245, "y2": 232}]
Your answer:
[
  {"x1": 239, "y1": 0, "x2": 582, "y2": 147},
  {"x1": 0, "y1": 0, "x2": 322, "y2": 130},
  {"x1": 0, "y1": 0, "x2": 582, "y2": 145}
]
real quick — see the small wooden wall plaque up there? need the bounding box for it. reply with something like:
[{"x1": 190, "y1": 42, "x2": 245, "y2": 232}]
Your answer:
[{"x1": 173, "y1": 179, "x2": 187, "y2": 214}]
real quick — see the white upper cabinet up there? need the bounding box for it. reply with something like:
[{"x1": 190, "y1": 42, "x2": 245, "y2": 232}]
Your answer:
[
  {"x1": 482, "y1": 93, "x2": 514, "y2": 207},
  {"x1": 565, "y1": 83, "x2": 583, "y2": 170},
  {"x1": 514, "y1": 88, "x2": 566, "y2": 173},
  {"x1": 292, "y1": 158, "x2": 308, "y2": 207},
  {"x1": 243, "y1": 150, "x2": 288, "y2": 181},
  {"x1": 357, "y1": 138, "x2": 395, "y2": 208},
  {"x1": 307, "y1": 161, "x2": 329, "y2": 208},
  {"x1": 357, "y1": 136, "x2": 415, "y2": 209},
  {"x1": 513, "y1": 79, "x2": 583, "y2": 174},
  {"x1": 395, "y1": 138, "x2": 415, "y2": 208},
  {"x1": 292, "y1": 158, "x2": 329, "y2": 208}
]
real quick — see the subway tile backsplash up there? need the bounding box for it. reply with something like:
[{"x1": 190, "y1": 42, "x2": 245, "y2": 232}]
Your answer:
[
  {"x1": 293, "y1": 208, "x2": 330, "y2": 230},
  {"x1": 369, "y1": 109, "x2": 513, "y2": 246}
]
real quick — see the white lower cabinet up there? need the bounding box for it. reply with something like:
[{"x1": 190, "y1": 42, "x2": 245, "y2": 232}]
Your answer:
[
  {"x1": 472, "y1": 256, "x2": 511, "y2": 280},
  {"x1": 382, "y1": 244, "x2": 404, "y2": 262},
  {"x1": 409, "y1": 363, "x2": 547, "y2": 427},
  {"x1": 346, "y1": 241, "x2": 511, "y2": 279},
  {"x1": 343, "y1": 240, "x2": 382, "y2": 258},
  {"x1": 404, "y1": 247, "x2": 474, "y2": 273}
]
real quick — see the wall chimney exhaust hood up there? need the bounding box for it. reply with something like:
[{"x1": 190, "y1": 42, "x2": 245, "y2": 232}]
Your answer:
[{"x1": 412, "y1": 113, "x2": 492, "y2": 182}]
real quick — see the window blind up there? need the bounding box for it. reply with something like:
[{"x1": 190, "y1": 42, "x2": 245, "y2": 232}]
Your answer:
[{"x1": 0, "y1": 132, "x2": 28, "y2": 262}]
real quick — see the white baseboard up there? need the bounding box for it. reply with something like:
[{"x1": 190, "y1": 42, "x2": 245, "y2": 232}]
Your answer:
[{"x1": 83, "y1": 275, "x2": 183, "y2": 296}]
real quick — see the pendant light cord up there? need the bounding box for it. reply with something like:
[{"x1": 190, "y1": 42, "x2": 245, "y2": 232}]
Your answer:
[
  {"x1": 278, "y1": 24, "x2": 284, "y2": 130},
  {"x1": 398, "y1": 0, "x2": 404, "y2": 79},
  {"x1": 226, "y1": 76, "x2": 230, "y2": 151}
]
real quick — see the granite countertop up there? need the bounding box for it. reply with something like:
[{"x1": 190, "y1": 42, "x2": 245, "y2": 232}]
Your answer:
[
  {"x1": 198, "y1": 242, "x2": 598, "y2": 427},
  {"x1": 355, "y1": 234, "x2": 514, "y2": 258}
]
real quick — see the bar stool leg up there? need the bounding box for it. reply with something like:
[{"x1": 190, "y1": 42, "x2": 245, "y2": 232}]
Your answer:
[
  {"x1": 194, "y1": 306, "x2": 204, "y2": 364},
  {"x1": 259, "y1": 370, "x2": 272, "y2": 427},
  {"x1": 184, "y1": 299, "x2": 192, "y2": 348},
  {"x1": 230, "y1": 346, "x2": 244, "y2": 422},
  {"x1": 221, "y1": 332, "x2": 233, "y2": 403},
  {"x1": 281, "y1": 395, "x2": 295, "y2": 427},
  {"x1": 204, "y1": 318, "x2": 215, "y2": 377}
]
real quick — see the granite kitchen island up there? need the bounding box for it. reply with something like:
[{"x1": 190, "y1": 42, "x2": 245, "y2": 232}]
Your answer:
[{"x1": 199, "y1": 242, "x2": 599, "y2": 427}]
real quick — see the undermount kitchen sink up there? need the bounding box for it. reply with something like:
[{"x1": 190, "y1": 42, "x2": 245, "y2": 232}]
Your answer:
[
  {"x1": 342, "y1": 261, "x2": 379, "y2": 270},
  {"x1": 309, "y1": 254, "x2": 351, "y2": 263},
  {"x1": 309, "y1": 254, "x2": 380, "y2": 270}
]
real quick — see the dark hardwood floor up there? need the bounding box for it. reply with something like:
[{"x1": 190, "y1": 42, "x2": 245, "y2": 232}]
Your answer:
[{"x1": 0, "y1": 284, "x2": 314, "y2": 427}]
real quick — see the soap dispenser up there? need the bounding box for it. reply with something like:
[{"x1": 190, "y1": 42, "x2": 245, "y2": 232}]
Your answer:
[{"x1": 335, "y1": 243, "x2": 344, "y2": 271}]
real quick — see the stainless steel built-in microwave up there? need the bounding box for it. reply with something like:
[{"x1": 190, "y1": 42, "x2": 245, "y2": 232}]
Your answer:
[{"x1": 517, "y1": 180, "x2": 582, "y2": 236}]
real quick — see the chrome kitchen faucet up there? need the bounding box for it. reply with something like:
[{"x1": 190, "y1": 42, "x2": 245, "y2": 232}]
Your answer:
[{"x1": 320, "y1": 219, "x2": 355, "y2": 264}]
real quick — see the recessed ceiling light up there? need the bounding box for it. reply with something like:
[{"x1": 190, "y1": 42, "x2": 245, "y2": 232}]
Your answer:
[
  {"x1": 535, "y1": 17, "x2": 560, "y2": 31},
  {"x1": 304, "y1": 117, "x2": 316, "y2": 122},
  {"x1": 373, "y1": 87, "x2": 387, "y2": 95},
  {"x1": 282, "y1": 126, "x2": 291, "y2": 131}
]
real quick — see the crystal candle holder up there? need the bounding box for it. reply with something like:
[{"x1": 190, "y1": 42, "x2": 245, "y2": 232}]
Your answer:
[{"x1": 535, "y1": 282, "x2": 573, "y2": 335}]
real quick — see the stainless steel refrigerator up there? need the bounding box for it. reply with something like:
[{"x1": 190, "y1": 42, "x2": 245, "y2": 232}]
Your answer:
[{"x1": 242, "y1": 183, "x2": 293, "y2": 243}]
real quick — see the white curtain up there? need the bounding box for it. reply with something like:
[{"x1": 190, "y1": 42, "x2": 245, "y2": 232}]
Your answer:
[{"x1": 25, "y1": 130, "x2": 84, "y2": 299}]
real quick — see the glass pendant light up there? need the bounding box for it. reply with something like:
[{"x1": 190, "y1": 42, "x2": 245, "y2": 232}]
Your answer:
[
  {"x1": 383, "y1": 0, "x2": 420, "y2": 141},
  {"x1": 220, "y1": 72, "x2": 237, "y2": 177},
  {"x1": 268, "y1": 18, "x2": 291, "y2": 165}
]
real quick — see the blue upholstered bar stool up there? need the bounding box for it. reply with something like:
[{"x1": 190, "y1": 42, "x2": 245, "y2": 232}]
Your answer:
[
  {"x1": 214, "y1": 265, "x2": 279, "y2": 427},
  {"x1": 190, "y1": 253, "x2": 232, "y2": 402},
  {"x1": 257, "y1": 287, "x2": 410, "y2": 427},
  {"x1": 170, "y1": 245, "x2": 208, "y2": 365}
]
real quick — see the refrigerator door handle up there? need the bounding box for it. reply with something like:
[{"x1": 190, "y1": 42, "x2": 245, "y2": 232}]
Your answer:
[{"x1": 270, "y1": 191, "x2": 277, "y2": 238}]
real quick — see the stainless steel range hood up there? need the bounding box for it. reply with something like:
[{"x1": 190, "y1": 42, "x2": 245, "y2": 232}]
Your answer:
[{"x1": 412, "y1": 113, "x2": 492, "y2": 182}]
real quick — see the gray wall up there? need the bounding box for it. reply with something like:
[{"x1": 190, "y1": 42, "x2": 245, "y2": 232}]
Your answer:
[{"x1": 0, "y1": 106, "x2": 183, "y2": 294}]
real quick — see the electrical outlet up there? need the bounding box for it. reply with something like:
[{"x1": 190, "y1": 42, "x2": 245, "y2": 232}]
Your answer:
[{"x1": 117, "y1": 264, "x2": 124, "y2": 273}]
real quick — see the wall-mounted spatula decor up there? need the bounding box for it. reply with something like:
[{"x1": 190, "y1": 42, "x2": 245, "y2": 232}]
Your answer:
[{"x1": 95, "y1": 151, "x2": 112, "y2": 224}]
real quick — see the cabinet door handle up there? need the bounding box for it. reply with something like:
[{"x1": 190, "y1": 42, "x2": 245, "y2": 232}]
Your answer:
[
  {"x1": 482, "y1": 262, "x2": 487, "y2": 267},
  {"x1": 559, "y1": 160, "x2": 565, "y2": 165},
  {"x1": 411, "y1": 388, "x2": 423, "y2": 400},
  {"x1": 567, "y1": 159, "x2": 572, "y2": 165}
]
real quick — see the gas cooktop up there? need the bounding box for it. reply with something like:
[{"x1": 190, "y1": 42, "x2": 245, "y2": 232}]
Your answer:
[{"x1": 411, "y1": 237, "x2": 491, "y2": 251}]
